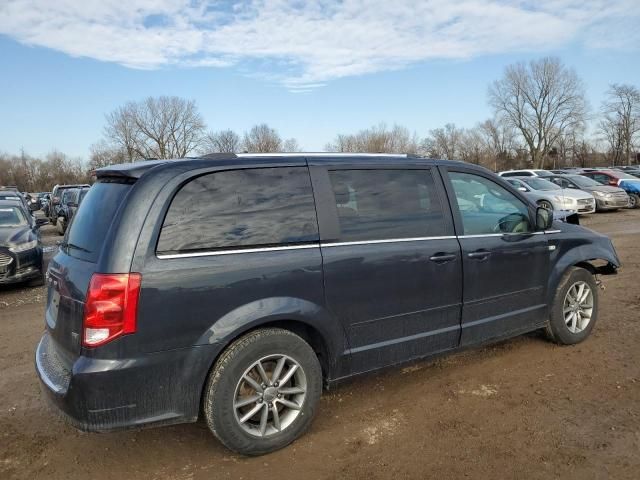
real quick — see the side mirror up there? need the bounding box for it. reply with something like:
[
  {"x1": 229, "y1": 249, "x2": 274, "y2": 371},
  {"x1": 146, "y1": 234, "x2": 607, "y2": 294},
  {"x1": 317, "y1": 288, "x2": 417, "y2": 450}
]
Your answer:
[
  {"x1": 536, "y1": 206, "x2": 554, "y2": 231},
  {"x1": 35, "y1": 218, "x2": 49, "y2": 227}
]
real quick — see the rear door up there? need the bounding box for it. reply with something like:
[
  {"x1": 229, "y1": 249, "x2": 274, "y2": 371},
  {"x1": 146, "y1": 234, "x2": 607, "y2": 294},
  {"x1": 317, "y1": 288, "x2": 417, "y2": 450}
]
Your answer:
[
  {"x1": 45, "y1": 182, "x2": 132, "y2": 361},
  {"x1": 442, "y1": 168, "x2": 551, "y2": 346},
  {"x1": 311, "y1": 165, "x2": 462, "y2": 374}
]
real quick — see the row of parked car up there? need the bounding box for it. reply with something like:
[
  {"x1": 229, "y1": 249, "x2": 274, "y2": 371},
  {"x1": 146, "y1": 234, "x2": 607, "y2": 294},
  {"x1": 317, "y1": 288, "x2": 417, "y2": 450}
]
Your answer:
[
  {"x1": 497, "y1": 166, "x2": 640, "y2": 212},
  {"x1": 0, "y1": 183, "x2": 90, "y2": 286}
]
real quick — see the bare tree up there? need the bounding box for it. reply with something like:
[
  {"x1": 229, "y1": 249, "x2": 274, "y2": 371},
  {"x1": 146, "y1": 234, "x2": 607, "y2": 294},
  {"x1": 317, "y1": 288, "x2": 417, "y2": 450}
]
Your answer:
[
  {"x1": 242, "y1": 124, "x2": 282, "y2": 153},
  {"x1": 201, "y1": 129, "x2": 241, "y2": 154},
  {"x1": 600, "y1": 84, "x2": 640, "y2": 166},
  {"x1": 104, "y1": 96, "x2": 206, "y2": 160},
  {"x1": 283, "y1": 138, "x2": 302, "y2": 152},
  {"x1": 326, "y1": 124, "x2": 420, "y2": 154},
  {"x1": 488, "y1": 57, "x2": 588, "y2": 169},
  {"x1": 598, "y1": 117, "x2": 624, "y2": 165},
  {"x1": 423, "y1": 123, "x2": 462, "y2": 160},
  {"x1": 478, "y1": 118, "x2": 517, "y2": 171},
  {"x1": 88, "y1": 140, "x2": 129, "y2": 170}
]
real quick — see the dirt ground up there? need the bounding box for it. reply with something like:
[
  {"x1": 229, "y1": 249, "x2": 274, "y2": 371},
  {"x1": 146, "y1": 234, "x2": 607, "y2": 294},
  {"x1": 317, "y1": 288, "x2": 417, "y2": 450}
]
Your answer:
[{"x1": 1, "y1": 210, "x2": 639, "y2": 480}]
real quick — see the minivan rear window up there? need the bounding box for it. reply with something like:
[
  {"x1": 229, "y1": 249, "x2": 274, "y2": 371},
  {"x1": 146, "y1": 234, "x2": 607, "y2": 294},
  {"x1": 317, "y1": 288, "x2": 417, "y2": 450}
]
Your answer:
[
  {"x1": 64, "y1": 181, "x2": 132, "y2": 262},
  {"x1": 157, "y1": 167, "x2": 318, "y2": 254}
]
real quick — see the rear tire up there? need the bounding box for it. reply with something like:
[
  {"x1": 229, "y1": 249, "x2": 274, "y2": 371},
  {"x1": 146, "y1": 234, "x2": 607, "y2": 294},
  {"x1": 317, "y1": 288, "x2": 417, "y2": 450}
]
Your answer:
[
  {"x1": 545, "y1": 267, "x2": 598, "y2": 345},
  {"x1": 203, "y1": 328, "x2": 322, "y2": 456}
]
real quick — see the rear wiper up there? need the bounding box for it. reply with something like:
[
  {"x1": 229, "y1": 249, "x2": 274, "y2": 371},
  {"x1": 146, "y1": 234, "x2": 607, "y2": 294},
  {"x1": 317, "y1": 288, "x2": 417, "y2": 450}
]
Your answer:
[{"x1": 62, "y1": 242, "x2": 92, "y2": 254}]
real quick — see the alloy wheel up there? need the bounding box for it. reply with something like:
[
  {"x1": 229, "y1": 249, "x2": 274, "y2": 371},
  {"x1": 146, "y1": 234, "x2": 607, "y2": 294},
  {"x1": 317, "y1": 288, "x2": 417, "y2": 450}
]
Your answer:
[
  {"x1": 233, "y1": 354, "x2": 307, "y2": 437},
  {"x1": 563, "y1": 281, "x2": 594, "y2": 334}
]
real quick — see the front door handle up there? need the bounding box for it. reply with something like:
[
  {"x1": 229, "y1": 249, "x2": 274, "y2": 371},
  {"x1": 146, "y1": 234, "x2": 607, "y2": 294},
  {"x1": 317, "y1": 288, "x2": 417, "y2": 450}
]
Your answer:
[
  {"x1": 429, "y1": 253, "x2": 457, "y2": 263},
  {"x1": 467, "y1": 250, "x2": 492, "y2": 260}
]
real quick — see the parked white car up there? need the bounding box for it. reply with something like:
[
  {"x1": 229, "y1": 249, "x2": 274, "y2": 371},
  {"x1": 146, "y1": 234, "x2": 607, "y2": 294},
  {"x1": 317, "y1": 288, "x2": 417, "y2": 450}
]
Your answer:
[
  {"x1": 505, "y1": 177, "x2": 596, "y2": 214},
  {"x1": 498, "y1": 169, "x2": 553, "y2": 177}
]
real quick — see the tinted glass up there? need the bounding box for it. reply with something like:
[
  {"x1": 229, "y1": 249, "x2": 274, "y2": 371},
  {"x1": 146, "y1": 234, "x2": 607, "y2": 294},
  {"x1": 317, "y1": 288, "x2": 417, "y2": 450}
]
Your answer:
[
  {"x1": 158, "y1": 167, "x2": 318, "y2": 253},
  {"x1": 502, "y1": 171, "x2": 532, "y2": 177},
  {"x1": 449, "y1": 172, "x2": 532, "y2": 235},
  {"x1": 328, "y1": 169, "x2": 448, "y2": 241},
  {"x1": 65, "y1": 182, "x2": 131, "y2": 262}
]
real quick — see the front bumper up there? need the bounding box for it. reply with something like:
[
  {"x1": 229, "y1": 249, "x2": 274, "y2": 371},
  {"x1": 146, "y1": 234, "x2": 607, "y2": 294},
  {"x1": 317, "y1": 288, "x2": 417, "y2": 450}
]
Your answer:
[
  {"x1": 0, "y1": 247, "x2": 42, "y2": 285},
  {"x1": 595, "y1": 197, "x2": 630, "y2": 210},
  {"x1": 35, "y1": 332, "x2": 219, "y2": 432}
]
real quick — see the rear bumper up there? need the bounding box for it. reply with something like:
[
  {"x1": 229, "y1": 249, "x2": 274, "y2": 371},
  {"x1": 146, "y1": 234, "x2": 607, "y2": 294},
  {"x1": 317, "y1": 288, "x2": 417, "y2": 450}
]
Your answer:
[{"x1": 35, "y1": 332, "x2": 220, "y2": 432}]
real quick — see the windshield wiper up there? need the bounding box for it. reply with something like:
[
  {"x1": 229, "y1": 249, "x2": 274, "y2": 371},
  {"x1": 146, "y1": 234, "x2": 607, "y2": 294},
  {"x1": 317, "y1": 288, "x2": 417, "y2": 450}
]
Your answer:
[{"x1": 62, "y1": 242, "x2": 92, "y2": 254}]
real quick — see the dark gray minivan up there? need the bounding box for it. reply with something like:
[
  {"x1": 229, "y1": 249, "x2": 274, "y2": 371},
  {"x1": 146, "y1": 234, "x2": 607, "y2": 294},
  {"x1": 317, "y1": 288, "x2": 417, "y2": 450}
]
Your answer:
[{"x1": 36, "y1": 154, "x2": 620, "y2": 455}]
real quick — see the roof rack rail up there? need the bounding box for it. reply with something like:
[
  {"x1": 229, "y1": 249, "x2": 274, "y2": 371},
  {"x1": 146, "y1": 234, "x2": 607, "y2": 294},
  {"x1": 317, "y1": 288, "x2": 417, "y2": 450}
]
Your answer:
[{"x1": 236, "y1": 152, "x2": 410, "y2": 158}]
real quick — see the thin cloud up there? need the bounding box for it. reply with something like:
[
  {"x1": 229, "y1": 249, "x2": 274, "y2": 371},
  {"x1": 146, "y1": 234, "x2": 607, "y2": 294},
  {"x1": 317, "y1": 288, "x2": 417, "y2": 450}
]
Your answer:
[{"x1": 0, "y1": 0, "x2": 637, "y2": 89}]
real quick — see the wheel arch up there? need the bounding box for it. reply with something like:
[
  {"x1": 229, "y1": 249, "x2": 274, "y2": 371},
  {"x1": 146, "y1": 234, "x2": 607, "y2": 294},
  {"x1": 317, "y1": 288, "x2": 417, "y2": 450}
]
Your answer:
[{"x1": 195, "y1": 297, "x2": 350, "y2": 415}]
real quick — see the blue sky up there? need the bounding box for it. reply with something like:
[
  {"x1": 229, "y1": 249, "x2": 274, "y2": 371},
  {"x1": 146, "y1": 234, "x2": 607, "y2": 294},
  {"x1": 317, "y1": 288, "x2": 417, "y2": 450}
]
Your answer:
[{"x1": 0, "y1": 0, "x2": 639, "y2": 158}]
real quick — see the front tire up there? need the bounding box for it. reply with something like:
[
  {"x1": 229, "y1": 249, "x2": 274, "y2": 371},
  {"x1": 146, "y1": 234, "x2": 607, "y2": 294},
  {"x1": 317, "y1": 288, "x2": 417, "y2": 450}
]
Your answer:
[
  {"x1": 629, "y1": 193, "x2": 639, "y2": 209},
  {"x1": 546, "y1": 267, "x2": 598, "y2": 345},
  {"x1": 203, "y1": 328, "x2": 322, "y2": 455}
]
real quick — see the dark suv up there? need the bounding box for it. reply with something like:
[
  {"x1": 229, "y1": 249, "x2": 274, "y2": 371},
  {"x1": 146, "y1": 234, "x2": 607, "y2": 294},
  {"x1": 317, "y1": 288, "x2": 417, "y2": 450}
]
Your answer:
[{"x1": 36, "y1": 154, "x2": 620, "y2": 455}]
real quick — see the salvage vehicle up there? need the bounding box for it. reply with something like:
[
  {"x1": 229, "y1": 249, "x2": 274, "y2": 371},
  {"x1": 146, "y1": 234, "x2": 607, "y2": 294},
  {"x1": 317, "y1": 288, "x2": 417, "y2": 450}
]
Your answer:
[
  {"x1": 0, "y1": 200, "x2": 47, "y2": 286},
  {"x1": 547, "y1": 174, "x2": 630, "y2": 211},
  {"x1": 504, "y1": 176, "x2": 596, "y2": 213},
  {"x1": 55, "y1": 186, "x2": 89, "y2": 235},
  {"x1": 581, "y1": 170, "x2": 640, "y2": 208},
  {"x1": 36, "y1": 154, "x2": 620, "y2": 455},
  {"x1": 48, "y1": 184, "x2": 90, "y2": 225}
]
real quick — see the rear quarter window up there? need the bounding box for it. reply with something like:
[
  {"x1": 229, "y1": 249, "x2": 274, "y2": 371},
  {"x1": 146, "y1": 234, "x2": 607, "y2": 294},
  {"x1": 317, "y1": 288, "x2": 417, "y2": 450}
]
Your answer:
[{"x1": 157, "y1": 167, "x2": 318, "y2": 254}]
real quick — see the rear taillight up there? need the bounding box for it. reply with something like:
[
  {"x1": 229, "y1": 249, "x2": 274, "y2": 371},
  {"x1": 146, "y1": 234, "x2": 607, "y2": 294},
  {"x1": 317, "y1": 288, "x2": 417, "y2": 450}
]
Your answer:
[{"x1": 82, "y1": 273, "x2": 142, "y2": 347}]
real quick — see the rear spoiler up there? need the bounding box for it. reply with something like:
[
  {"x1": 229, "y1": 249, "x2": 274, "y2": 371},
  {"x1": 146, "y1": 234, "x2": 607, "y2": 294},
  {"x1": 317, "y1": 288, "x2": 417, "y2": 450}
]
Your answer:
[{"x1": 95, "y1": 160, "x2": 173, "y2": 180}]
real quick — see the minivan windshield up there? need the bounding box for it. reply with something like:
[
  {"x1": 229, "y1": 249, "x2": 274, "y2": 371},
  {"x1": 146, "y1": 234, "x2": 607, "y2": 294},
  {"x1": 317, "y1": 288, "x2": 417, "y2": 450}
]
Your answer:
[
  {"x1": 64, "y1": 182, "x2": 131, "y2": 262},
  {"x1": 521, "y1": 178, "x2": 561, "y2": 191}
]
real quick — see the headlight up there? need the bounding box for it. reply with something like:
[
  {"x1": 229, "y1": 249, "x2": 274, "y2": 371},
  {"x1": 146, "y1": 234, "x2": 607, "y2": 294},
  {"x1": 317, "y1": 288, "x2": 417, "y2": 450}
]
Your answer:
[
  {"x1": 605, "y1": 193, "x2": 613, "y2": 198},
  {"x1": 9, "y1": 239, "x2": 38, "y2": 253},
  {"x1": 593, "y1": 191, "x2": 606, "y2": 197}
]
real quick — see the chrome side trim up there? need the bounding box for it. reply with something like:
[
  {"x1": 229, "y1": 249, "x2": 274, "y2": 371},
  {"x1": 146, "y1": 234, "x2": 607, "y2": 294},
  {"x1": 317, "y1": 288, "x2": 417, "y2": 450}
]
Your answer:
[
  {"x1": 156, "y1": 243, "x2": 320, "y2": 259},
  {"x1": 321, "y1": 236, "x2": 457, "y2": 248},
  {"x1": 156, "y1": 230, "x2": 563, "y2": 259}
]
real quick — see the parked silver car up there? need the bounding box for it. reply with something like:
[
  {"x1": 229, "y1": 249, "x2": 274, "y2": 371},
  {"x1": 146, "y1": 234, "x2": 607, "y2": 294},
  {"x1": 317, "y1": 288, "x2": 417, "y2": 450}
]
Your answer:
[
  {"x1": 505, "y1": 177, "x2": 596, "y2": 214},
  {"x1": 547, "y1": 174, "x2": 629, "y2": 211}
]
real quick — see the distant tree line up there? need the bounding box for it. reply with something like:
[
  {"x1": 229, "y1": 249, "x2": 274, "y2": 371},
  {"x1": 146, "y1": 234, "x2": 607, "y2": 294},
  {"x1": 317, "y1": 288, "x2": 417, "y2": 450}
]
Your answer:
[{"x1": 1, "y1": 57, "x2": 639, "y2": 192}]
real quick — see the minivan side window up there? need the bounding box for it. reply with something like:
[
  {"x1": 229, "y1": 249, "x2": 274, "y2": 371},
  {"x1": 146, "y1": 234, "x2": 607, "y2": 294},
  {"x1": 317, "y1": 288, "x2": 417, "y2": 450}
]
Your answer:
[
  {"x1": 327, "y1": 169, "x2": 449, "y2": 242},
  {"x1": 157, "y1": 167, "x2": 318, "y2": 254},
  {"x1": 449, "y1": 172, "x2": 532, "y2": 235}
]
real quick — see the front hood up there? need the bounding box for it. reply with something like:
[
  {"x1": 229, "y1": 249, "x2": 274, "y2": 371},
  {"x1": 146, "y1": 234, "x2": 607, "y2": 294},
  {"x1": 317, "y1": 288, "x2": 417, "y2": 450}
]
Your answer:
[
  {"x1": 559, "y1": 189, "x2": 594, "y2": 200},
  {"x1": 585, "y1": 185, "x2": 625, "y2": 194},
  {"x1": 0, "y1": 226, "x2": 32, "y2": 246}
]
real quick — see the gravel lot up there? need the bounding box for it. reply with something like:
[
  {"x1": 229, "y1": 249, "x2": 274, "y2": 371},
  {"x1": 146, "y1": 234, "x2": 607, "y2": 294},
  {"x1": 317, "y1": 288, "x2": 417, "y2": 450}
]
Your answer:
[{"x1": 1, "y1": 210, "x2": 639, "y2": 479}]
